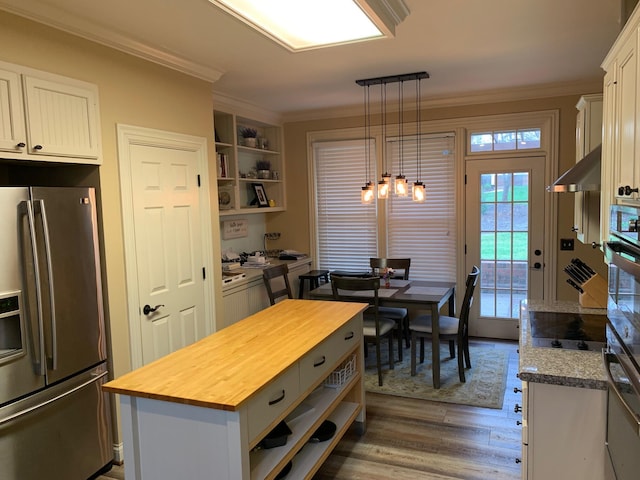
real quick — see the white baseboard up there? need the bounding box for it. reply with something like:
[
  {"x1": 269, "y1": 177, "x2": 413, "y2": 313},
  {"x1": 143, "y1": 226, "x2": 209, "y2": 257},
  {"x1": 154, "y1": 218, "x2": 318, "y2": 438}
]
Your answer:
[{"x1": 112, "y1": 442, "x2": 124, "y2": 464}]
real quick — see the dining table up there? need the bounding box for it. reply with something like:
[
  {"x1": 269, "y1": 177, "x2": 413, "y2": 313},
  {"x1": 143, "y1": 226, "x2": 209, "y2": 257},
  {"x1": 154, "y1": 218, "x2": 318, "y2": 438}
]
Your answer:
[{"x1": 309, "y1": 277, "x2": 456, "y2": 389}]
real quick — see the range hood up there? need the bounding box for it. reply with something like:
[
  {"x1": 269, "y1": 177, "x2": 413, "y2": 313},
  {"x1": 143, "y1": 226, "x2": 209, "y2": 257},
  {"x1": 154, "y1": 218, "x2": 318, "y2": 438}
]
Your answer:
[{"x1": 547, "y1": 144, "x2": 601, "y2": 192}]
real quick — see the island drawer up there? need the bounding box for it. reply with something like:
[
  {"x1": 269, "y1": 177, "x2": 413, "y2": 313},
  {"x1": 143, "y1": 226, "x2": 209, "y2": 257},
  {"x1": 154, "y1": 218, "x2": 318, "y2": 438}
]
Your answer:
[
  {"x1": 299, "y1": 316, "x2": 361, "y2": 392},
  {"x1": 247, "y1": 363, "x2": 300, "y2": 443}
]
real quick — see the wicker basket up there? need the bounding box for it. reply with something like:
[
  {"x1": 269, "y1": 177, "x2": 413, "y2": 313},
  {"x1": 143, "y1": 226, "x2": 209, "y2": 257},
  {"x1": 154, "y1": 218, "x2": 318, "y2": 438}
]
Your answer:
[{"x1": 324, "y1": 354, "x2": 356, "y2": 388}]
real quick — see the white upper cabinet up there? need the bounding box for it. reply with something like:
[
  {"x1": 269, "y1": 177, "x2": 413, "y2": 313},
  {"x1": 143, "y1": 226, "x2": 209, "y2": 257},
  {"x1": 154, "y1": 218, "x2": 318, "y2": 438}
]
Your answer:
[
  {"x1": 0, "y1": 68, "x2": 26, "y2": 153},
  {"x1": 0, "y1": 60, "x2": 101, "y2": 164},
  {"x1": 573, "y1": 94, "x2": 602, "y2": 245},
  {"x1": 602, "y1": 13, "x2": 640, "y2": 205}
]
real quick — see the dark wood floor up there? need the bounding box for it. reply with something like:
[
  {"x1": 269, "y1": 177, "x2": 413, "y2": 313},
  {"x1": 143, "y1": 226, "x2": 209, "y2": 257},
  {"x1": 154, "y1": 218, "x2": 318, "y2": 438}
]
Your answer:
[{"x1": 98, "y1": 339, "x2": 522, "y2": 480}]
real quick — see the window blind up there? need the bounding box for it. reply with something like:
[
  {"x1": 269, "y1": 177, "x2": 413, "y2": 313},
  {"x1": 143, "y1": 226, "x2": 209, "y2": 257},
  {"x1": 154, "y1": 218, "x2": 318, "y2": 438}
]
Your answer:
[
  {"x1": 313, "y1": 139, "x2": 377, "y2": 271},
  {"x1": 387, "y1": 134, "x2": 456, "y2": 281}
]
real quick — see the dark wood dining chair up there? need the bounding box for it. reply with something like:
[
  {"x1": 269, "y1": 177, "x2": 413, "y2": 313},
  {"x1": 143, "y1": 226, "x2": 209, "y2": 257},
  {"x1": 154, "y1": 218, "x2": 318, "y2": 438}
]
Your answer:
[
  {"x1": 262, "y1": 264, "x2": 293, "y2": 305},
  {"x1": 369, "y1": 258, "x2": 411, "y2": 354},
  {"x1": 331, "y1": 274, "x2": 395, "y2": 386},
  {"x1": 408, "y1": 266, "x2": 480, "y2": 383}
]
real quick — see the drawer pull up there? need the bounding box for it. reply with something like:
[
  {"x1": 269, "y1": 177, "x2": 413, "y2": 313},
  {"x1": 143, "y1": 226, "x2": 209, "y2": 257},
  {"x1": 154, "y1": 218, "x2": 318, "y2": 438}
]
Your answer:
[
  {"x1": 268, "y1": 390, "x2": 285, "y2": 406},
  {"x1": 344, "y1": 331, "x2": 354, "y2": 340},
  {"x1": 313, "y1": 356, "x2": 326, "y2": 368}
]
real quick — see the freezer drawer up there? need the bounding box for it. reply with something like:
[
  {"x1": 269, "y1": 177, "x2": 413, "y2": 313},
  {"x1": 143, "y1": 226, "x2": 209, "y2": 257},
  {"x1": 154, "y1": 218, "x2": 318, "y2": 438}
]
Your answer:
[{"x1": 0, "y1": 364, "x2": 112, "y2": 480}]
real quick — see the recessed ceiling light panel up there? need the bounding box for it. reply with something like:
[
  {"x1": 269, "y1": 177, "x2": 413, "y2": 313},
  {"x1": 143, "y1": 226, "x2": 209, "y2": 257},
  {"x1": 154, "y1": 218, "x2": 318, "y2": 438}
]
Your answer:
[{"x1": 210, "y1": 0, "x2": 408, "y2": 51}]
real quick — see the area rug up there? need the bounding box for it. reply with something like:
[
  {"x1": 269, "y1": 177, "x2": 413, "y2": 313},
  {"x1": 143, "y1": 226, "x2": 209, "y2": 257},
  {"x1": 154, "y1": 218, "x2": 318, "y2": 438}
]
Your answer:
[{"x1": 363, "y1": 343, "x2": 508, "y2": 409}]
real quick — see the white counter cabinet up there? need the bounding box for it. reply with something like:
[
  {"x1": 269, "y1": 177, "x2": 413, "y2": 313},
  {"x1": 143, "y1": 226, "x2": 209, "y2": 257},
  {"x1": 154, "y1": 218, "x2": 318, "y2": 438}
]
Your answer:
[
  {"x1": 103, "y1": 300, "x2": 367, "y2": 480},
  {"x1": 521, "y1": 381, "x2": 606, "y2": 480},
  {"x1": 0, "y1": 60, "x2": 101, "y2": 163},
  {"x1": 221, "y1": 258, "x2": 311, "y2": 329}
]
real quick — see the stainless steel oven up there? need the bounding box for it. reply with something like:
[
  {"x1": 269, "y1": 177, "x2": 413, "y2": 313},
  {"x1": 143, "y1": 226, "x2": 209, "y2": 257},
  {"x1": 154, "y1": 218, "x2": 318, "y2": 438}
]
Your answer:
[{"x1": 603, "y1": 204, "x2": 640, "y2": 480}]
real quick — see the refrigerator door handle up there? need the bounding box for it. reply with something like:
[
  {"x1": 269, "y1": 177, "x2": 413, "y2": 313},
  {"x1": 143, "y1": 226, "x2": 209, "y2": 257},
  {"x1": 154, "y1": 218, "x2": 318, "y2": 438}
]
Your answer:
[
  {"x1": 0, "y1": 369, "x2": 108, "y2": 426},
  {"x1": 34, "y1": 199, "x2": 57, "y2": 371},
  {"x1": 19, "y1": 200, "x2": 46, "y2": 376}
]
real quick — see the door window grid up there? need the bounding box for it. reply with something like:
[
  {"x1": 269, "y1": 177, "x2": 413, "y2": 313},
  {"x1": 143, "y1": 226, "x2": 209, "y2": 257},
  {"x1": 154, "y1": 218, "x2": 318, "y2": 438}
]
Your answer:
[{"x1": 479, "y1": 172, "x2": 529, "y2": 318}]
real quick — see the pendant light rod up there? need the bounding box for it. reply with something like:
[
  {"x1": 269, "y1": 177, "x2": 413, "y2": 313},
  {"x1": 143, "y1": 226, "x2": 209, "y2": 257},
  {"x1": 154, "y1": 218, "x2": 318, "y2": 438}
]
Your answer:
[{"x1": 355, "y1": 71, "x2": 429, "y2": 87}]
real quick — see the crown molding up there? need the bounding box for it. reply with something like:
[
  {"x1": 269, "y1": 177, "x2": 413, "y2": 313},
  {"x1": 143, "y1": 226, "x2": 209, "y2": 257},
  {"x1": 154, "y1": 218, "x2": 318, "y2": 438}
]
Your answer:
[
  {"x1": 281, "y1": 78, "x2": 604, "y2": 123},
  {"x1": 0, "y1": 2, "x2": 224, "y2": 83},
  {"x1": 213, "y1": 92, "x2": 284, "y2": 125}
]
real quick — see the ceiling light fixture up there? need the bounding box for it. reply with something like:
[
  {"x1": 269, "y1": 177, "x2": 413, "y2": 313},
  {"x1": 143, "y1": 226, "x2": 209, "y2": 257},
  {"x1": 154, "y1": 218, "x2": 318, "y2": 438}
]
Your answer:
[
  {"x1": 209, "y1": 0, "x2": 409, "y2": 51},
  {"x1": 412, "y1": 76, "x2": 426, "y2": 203},
  {"x1": 356, "y1": 72, "x2": 429, "y2": 203},
  {"x1": 361, "y1": 84, "x2": 375, "y2": 204},
  {"x1": 394, "y1": 80, "x2": 408, "y2": 196}
]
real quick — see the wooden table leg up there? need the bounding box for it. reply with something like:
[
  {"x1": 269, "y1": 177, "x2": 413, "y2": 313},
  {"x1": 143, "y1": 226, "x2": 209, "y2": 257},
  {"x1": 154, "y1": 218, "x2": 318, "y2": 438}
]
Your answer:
[{"x1": 431, "y1": 303, "x2": 440, "y2": 389}]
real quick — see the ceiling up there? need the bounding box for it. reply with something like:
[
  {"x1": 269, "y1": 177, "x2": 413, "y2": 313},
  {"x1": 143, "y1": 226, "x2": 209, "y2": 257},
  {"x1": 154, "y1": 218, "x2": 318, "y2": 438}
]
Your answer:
[{"x1": 0, "y1": 0, "x2": 624, "y2": 117}]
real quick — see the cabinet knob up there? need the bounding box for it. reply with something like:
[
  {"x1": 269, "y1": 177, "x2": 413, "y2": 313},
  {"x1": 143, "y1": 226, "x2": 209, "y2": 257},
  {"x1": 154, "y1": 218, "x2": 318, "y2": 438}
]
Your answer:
[
  {"x1": 514, "y1": 404, "x2": 522, "y2": 413},
  {"x1": 16, "y1": 142, "x2": 26, "y2": 148},
  {"x1": 33, "y1": 144, "x2": 43, "y2": 150},
  {"x1": 591, "y1": 242, "x2": 601, "y2": 249},
  {"x1": 619, "y1": 185, "x2": 639, "y2": 196}
]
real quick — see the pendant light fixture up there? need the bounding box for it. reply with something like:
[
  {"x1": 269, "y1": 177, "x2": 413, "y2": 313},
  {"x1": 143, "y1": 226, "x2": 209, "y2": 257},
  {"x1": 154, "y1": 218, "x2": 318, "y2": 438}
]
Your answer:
[
  {"x1": 361, "y1": 84, "x2": 374, "y2": 204},
  {"x1": 412, "y1": 76, "x2": 426, "y2": 203},
  {"x1": 355, "y1": 71, "x2": 429, "y2": 202},
  {"x1": 394, "y1": 80, "x2": 408, "y2": 196},
  {"x1": 377, "y1": 82, "x2": 391, "y2": 199}
]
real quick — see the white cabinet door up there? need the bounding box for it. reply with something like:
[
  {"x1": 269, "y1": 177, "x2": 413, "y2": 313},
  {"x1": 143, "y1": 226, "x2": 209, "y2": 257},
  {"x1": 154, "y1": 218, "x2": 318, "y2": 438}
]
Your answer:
[
  {"x1": 601, "y1": 71, "x2": 617, "y2": 245},
  {"x1": 613, "y1": 30, "x2": 639, "y2": 202},
  {"x1": 574, "y1": 95, "x2": 602, "y2": 244},
  {"x1": 527, "y1": 382, "x2": 606, "y2": 480},
  {"x1": 0, "y1": 68, "x2": 26, "y2": 153},
  {"x1": 23, "y1": 75, "x2": 100, "y2": 160}
]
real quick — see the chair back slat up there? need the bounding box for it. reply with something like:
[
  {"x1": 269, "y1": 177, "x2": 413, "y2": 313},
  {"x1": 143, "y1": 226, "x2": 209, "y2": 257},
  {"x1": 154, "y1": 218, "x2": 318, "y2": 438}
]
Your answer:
[
  {"x1": 458, "y1": 266, "x2": 480, "y2": 336},
  {"x1": 263, "y1": 264, "x2": 293, "y2": 305},
  {"x1": 369, "y1": 258, "x2": 411, "y2": 280}
]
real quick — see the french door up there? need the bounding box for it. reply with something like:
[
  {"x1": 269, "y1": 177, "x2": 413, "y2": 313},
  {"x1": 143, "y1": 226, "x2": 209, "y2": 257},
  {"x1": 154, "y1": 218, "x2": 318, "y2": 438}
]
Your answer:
[{"x1": 465, "y1": 156, "x2": 545, "y2": 339}]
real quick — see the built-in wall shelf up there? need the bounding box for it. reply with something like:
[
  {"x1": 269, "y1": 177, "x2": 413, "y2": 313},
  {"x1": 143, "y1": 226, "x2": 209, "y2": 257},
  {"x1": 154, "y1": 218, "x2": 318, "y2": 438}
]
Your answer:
[{"x1": 214, "y1": 110, "x2": 286, "y2": 216}]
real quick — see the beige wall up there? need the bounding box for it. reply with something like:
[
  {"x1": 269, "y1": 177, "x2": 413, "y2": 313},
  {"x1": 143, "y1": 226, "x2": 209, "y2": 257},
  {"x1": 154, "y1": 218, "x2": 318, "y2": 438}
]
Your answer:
[
  {"x1": 0, "y1": 10, "x2": 224, "y2": 446},
  {"x1": 276, "y1": 95, "x2": 608, "y2": 302}
]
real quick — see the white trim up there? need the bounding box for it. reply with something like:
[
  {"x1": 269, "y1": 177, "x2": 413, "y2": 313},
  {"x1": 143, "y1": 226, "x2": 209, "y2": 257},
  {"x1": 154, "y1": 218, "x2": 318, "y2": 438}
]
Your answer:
[
  {"x1": 284, "y1": 79, "x2": 602, "y2": 123},
  {"x1": 111, "y1": 442, "x2": 124, "y2": 464},
  {"x1": 1, "y1": 2, "x2": 224, "y2": 83},
  {"x1": 116, "y1": 124, "x2": 215, "y2": 369}
]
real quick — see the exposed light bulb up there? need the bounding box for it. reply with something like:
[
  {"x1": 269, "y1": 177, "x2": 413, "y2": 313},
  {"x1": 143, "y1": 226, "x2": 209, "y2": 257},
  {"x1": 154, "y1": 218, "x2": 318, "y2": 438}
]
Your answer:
[
  {"x1": 378, "y1": 173, "x2": 391, "y2": 199},
  {"x1": 361, "y1": 183, "x2": 374, "y2": 204},
  {"x1": 412, "y1": 181, "x2": 425, "y2": 202},
  {"x1": 395, "y1": 175, "x2": 408, "y2": 196}
]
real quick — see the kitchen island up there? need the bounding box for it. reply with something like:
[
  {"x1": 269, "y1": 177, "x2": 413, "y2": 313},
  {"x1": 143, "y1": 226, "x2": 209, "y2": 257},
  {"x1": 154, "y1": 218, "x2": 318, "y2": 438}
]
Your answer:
[
  {"x1": 518, "y1": 300, "x2": 607, "y2": 480},
  {"x1": 103, "y1": 299, "x2": 366, "y2": 480}
]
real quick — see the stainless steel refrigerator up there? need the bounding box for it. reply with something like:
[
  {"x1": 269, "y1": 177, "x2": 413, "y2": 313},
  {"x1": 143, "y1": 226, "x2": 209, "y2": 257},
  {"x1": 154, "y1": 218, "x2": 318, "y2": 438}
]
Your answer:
[{"x1": 0, "y1": 187, "x2": 112, "y2": 479}]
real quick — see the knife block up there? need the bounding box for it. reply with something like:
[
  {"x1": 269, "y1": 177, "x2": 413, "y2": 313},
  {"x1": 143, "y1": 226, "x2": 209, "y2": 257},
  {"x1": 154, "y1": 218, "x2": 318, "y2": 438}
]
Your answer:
[{"x1": 579, "y1": 273, "x2": 608, "y2": 308}]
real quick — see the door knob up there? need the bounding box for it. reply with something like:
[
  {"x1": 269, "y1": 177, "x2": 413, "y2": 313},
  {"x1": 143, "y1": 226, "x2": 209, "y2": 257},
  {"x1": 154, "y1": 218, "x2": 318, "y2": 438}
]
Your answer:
[
  {"x1": 532, "y1": 262, "x2": 542, "y2": 269},
  {"x1": 143, "y1": 304, "x2": 164, "y2": 315}
]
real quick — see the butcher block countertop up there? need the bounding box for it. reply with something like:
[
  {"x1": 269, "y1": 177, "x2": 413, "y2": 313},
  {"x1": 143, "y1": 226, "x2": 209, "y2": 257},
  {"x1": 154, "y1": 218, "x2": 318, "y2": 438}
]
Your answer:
[{"x1": 102, "y1": 299, "x2": 366, "y2": 411}]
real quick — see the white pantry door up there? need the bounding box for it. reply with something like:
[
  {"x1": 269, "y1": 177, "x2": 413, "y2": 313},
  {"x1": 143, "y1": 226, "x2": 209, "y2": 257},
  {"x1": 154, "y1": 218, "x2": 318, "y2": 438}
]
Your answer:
[{"x1": 118, "y1": 125, "x2": 215, "y2": 367}]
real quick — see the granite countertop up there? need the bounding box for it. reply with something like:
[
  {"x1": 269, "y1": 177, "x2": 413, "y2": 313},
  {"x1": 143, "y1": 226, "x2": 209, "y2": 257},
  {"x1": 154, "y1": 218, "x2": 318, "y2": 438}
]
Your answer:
[{"x1": 519, "y1": 299, "x2": 608, "y2": 390}]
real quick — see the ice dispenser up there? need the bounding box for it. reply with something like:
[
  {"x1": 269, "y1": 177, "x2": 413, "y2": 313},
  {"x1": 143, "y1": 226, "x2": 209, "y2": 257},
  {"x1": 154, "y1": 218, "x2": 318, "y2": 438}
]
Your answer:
[{"x1": 0, "y1": 291, "x2": 25, "y2": 363}]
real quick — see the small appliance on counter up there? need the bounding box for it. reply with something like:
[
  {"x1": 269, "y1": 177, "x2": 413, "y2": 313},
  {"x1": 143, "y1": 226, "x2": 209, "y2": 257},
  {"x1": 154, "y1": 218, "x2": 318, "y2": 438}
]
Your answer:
[{"x1": 563, "y1": 257, "x2": 607, "y2": 308}]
